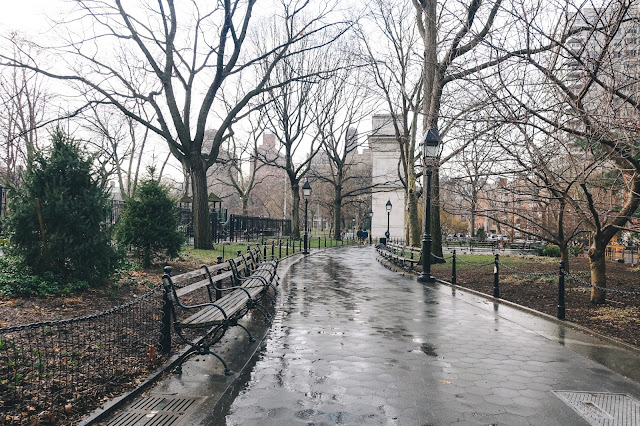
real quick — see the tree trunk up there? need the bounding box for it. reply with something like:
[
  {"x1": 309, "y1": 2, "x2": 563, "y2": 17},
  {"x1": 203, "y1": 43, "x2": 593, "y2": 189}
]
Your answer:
[
  {"x1": 333, "y1": 188, "x2": 342, "y2": 240},
  {"x1": 291, "y1": 181, "x2": 301, "y2": 240},
  {"x1": 560, "y1": 242, "x2": 570, "y2": 273},
  {"x1": 407, "y1": 175, "x2": 421, "y2": 247},
  {"x1": 190, "y1": 160, "x2": 212, "y2": 249},
  {"x1": 242, "y1": 195, "x2": 249, "y2": 217},
  {"x1": 430, "y1": 170, "x2": 445, "y2": 262},
  {"x1": 587, "y1": 243, "x2": 607, "y2": 304},
  {"x1": 143, "y1": 245, "x2": 152, "y2": 268}
]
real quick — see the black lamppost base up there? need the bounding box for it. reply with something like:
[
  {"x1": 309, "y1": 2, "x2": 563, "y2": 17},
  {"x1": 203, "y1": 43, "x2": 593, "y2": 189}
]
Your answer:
[{"x1": 417, "y1": 274, "x2": 435, "y2": 283}]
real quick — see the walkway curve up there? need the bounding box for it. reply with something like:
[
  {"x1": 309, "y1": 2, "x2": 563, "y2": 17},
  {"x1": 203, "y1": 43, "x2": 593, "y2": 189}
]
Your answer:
[{"x1": 222, "y1": 245, "x2": 640, "y2": 425}]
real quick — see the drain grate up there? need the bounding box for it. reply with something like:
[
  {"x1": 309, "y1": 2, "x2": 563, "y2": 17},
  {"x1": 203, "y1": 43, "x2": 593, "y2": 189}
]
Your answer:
[
  {"x1": 107, "y1": 395, "x2": 204, "y2": 426},
  {"x1": 553, "y1": 391, "x2": 640, "y2": 425}
]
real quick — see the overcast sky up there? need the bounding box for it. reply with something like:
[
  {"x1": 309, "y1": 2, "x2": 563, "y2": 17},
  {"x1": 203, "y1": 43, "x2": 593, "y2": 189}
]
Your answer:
[{"x1": 0, "y1": 1, "x2": 62, "y2": 35}]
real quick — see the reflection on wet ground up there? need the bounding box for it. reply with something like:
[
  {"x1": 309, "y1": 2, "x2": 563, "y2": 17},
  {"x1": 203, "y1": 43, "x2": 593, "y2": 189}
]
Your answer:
[{"x1": 222, "y1": 246, "x2": 640, "y2": 425}]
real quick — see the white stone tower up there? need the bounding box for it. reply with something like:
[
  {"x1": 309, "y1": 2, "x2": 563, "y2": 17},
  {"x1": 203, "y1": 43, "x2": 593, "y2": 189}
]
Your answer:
[{"x1": 368, "y1": 115, "x2": 405, "y2": 241}]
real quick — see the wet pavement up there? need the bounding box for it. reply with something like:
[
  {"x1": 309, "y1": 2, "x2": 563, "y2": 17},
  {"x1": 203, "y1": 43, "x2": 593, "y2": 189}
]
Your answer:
[{"x1": 104, "y1": 246, "x2": 640, "y2": 425}]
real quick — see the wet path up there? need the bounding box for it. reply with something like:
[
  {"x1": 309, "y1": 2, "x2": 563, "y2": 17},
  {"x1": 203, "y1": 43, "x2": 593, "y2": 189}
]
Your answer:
[{"x1": 223, "y1": 246, "x2": 640, "y2": 425}]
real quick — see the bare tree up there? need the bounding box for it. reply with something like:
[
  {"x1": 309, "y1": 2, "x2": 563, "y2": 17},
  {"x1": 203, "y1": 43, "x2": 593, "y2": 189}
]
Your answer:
[
  {"x1": 259, "y1": 36, "x2": 334, "y2": 239},
  {"x1": 0, "y1": 40, "x2": 49, "y2": 184},
  {"x1": 310, "y1": 55, "x2": 376, "y2": 240},
  {"x1": 411, "y1": 0, "x2": 586, "y2": 260},
  {"x1": 214, "y1": 128, "x2": 267, "y2": 217},
  {"x1": 356, "y1": 0, "x2": 424, "y2": 245},
  {"x1": 80, "y1": 103, "x2": 163, "y2": 198},
  {"x1": 1, "y1": 0, "x2": 348, "y2": 248},
  {"x1": 486, "y1": 0, "x2": 640, "y2": 302}
]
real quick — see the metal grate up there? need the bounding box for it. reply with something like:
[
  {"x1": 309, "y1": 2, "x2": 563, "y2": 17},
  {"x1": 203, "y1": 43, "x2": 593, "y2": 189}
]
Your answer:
[
  {"x1": 553, "y1": 391, "x2": 640, "y2": 426},
  {"x1": 107, "y1": 396, "x2": 204, "y2": 426}
]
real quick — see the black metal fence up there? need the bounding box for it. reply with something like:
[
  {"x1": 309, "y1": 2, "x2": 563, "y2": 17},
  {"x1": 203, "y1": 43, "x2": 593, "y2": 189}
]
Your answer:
[
  {"x1": 0, "y1": 286, "x2": 165, "y2": 423},
  {"x1": 229, "y1": 214, "x2": 291, "y2": 242},
  {"x1": 378, "y1": 243, "x2": 640, "y2": 323}
]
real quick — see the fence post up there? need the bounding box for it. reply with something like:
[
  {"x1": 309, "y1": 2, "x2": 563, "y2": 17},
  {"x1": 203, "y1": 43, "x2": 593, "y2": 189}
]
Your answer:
[
  {"x1": 451, "y1": 250, "x2": 457, "y2": 285},
  {"x1": 237, "y1": 250, "x2": 242, "y2": 257},
  {"x1": 279, "y1": 240, "x2": 282, "y2": 259},
  {"x1": 493, "y1": 254, "x2": 500, "y2": 298},
  {"x1": 222, "y1": 245, "x2": 225, "y2": 260},
  {"x1": 271, "y1": 241, "x2": 275, "y2": 259},
  {"x1": 286, "y1": 239, "x2": 289, "y2": 256},
  {"x1": 558, "y1": 260, "x2": 566, "y2": 320},
  {"x1": 264, "y1": 243, "x2": 267, "y2": 259},
  {"x1": 324, "y1": 236, "x2": 327, "y2": 247},
  {"x1": 160, "y1": 266, "x2": 172, "y2": 354},
  {"x1": 216, "y1": 256, "x2": 224, "y2": 300},
  {"x1": 247, "y1": 245, "x2": 251, "y2": 253}
]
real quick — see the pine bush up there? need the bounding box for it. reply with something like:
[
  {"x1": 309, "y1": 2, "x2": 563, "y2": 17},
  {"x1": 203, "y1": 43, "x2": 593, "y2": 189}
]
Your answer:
[
  {"x1": 5, "y1": 128, "x2": 120, "y2": 290},
  {"x1": 115, "y1": 172, "x2": 184, "y2": 267}
]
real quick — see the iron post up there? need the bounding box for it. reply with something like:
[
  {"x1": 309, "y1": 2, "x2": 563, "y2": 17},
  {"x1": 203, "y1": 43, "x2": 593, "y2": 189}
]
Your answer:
[{"x1": 558, "y1": 260, "x2": 566, "y2": 320}]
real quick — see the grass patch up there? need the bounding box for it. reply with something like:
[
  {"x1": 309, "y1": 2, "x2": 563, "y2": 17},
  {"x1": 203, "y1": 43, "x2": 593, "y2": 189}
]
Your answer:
[{"x1": 591, "y1": 306, "x2": 639, "y2": 325}]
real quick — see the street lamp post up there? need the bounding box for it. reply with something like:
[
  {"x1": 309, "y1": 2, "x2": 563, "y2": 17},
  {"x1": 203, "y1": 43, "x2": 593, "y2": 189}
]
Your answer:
[
  {"x1": 385, "y1": 200, "x2": 392, "y2": 242},
  {"x1": 302, "y1": 180, "x2": 312, "y2": 254},
  {"x1": 368, "y1": 209, "x2": 373, "y2": 244},
  {"x1": 418, "y1": 128, "x2": 441, "y2": 283}
]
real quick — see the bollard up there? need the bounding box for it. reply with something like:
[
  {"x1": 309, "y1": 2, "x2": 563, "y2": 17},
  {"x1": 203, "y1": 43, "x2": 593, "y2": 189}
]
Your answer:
[
  {"x1": 279, "y1": 240, "x2": 282, "y2": 259},
  {"x1": 222, "y1": 245, "x2": 225, "y2": 260},
  {"x1": 271, "y1": 241, "x2": 275, "y2": 260},
  {"x1": 286, "y1": 239, "x2": 289, "y2": 256},
  {"x1": 493, "y1": 254, "x2": 500, "y2": 298},
  {"x1": 264, "y1": 243, "x2": 267, "y2": 259},
  {"x1": 237, "y1": 249, "x2": 242, "y2": 257},
  {"x1": 558, "y1": 260, "x2": 566, "y2": 320},
  {"x1": 247, "y1": 245, "x2": 251, "y2": 253},
  {"x1": 451, "y1": 250, "x2": 457, "y2": 285},
  {"x1": 324, "y1": 236, "x2": 327, "y2": 248}
]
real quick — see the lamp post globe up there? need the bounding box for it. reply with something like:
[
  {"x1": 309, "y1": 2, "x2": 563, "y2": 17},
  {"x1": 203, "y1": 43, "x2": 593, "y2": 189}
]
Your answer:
[
  {"x1": 302, "y1": 180, "x2": 312, "y2": 254},
  {"x1": 417, "y1": 128, "x2": 441, "y2": 283}
]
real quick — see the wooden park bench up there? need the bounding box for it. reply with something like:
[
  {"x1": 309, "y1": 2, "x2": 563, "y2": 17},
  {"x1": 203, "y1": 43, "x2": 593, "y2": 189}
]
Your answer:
[{"x1": 161, "y1": 249, "x2": 278, "y2": 376}]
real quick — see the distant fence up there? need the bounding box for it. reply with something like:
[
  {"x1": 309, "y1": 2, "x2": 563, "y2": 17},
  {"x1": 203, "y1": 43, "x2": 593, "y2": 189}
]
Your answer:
[
  {"x1": 106, "y1": 202, "x2": 291, "y2": 244},
  {"x1": 605, "y1": 244, "x2": 639, "y2": 264},
  {"x1": 229, "y1": 214, "x2": 291, "y2": 242}
]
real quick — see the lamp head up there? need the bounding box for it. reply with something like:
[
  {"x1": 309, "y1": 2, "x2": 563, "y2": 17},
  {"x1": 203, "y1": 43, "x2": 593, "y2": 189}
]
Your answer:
[
  {"x1": 423, "y1": 128, "x2": 441, "y2": 159},
  {"x1": 302, "y1": 179, "x2": 312, "y2": 199},
  {"x1": 386, "y1": 199, "x2": 392, "y2": 212}
]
